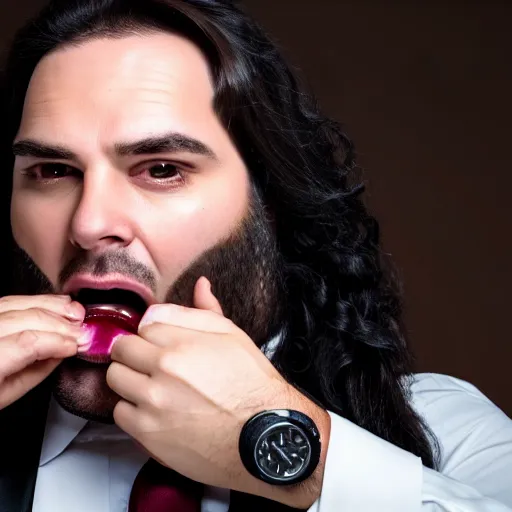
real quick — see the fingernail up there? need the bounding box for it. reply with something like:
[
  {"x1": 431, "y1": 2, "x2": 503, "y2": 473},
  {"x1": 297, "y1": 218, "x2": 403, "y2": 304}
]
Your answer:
[
  {"x1": 139, "y1": 304, "x2": 176, "y2": 329},
  {"x1": 76, "y1": 325, "x2": 92, "y2": 347},
  {"x1": 66, "y1": 302, "x2": 86, "y2": 321},
  {"x1": 138, "y1": 309, "x2": 158, "y2": 329}
]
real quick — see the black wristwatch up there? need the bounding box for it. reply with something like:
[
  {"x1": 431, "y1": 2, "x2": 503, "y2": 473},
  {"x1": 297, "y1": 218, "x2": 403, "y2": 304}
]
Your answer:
[{"x1": 239, "y1": 409, "x2": 321, "y2": 485}]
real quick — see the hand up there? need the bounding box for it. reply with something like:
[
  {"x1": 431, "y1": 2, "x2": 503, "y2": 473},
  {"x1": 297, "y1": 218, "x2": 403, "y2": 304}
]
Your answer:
[
  {"x1": 0, "y1": 294, "x2": 85, "y2": 410},
  {"x1": 107, "y1": 277, "x2": 330, "y2": 508}
]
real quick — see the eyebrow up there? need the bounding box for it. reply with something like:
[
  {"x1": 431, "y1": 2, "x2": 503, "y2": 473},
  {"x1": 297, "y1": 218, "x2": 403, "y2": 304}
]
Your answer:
[{"x1": 12, "y1": 132, "x2": 218, "y2": 161}]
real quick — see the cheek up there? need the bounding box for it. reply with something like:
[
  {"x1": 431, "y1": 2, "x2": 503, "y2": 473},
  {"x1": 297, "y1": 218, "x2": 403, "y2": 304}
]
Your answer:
[
  {"x1": 144, "y1": 177, "x2": 250, "y2": 282},
  {"x1": 10, "y1": 193, "x2": 72, "y2": 282}
]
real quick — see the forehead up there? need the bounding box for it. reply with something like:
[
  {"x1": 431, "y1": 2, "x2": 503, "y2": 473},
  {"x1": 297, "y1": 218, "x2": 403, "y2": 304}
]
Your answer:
[{"x1": 17, "y1": 32, "x2": 218, "y2": 150}]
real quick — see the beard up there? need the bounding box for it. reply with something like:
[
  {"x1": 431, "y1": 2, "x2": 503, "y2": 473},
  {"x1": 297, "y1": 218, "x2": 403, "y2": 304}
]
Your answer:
[{"x1": 7, "y1": 188, "x2": 285, "y2": 424}]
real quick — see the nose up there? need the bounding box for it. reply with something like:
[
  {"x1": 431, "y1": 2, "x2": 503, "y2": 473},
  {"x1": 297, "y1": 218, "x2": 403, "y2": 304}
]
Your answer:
[{"x1": 69, "y1": 168, "x2": 135, "y2": 252}]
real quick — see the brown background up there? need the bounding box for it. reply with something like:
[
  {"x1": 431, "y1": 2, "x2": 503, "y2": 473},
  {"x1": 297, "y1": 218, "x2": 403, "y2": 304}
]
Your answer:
[{"x1": 1, "y1": 1, "x2": 510, "y2": 416}]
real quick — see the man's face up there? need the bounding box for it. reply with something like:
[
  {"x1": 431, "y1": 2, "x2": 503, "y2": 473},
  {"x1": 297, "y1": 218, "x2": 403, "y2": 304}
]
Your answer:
[{"x1": 10, "y1": 32, "x2": 283, "y2": 423}]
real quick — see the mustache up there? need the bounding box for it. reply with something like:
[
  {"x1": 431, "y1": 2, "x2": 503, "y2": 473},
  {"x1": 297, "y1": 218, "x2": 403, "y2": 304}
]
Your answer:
[
  {"x1": 58, "y1": 250, "x2": 157, "y2": 294},
  {"x1": 6, "y1": 184, "x2": 284, "y2": 349}
]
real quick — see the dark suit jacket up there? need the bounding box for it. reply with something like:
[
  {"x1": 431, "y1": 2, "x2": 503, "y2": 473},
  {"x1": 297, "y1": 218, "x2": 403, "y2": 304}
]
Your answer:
[{"x1": 0, "y1": 380, "x2": 52, "y2": 512}]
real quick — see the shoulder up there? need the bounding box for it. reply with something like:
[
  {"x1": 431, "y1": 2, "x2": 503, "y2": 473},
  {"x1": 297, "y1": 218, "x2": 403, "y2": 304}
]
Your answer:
[
  {"x1": 410, "y1": 372, "x2": 497, "y2": 403},
  {"x1": 409, "y1": 373, "x2": 511, "y2": 470},
  {"x1": 409, "y1": 372, "x2": 508, "y2": 422}
]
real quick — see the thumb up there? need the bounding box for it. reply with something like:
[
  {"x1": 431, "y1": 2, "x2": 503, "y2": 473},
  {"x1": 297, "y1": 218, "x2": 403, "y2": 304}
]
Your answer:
[{"x1": 193, "y1": 277, "x2": 224, "y2": 315}]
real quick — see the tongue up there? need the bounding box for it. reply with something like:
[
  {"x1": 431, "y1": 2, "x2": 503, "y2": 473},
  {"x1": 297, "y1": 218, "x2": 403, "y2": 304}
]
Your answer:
[{"x1": 78, "y1": 304, "x2": 143, "y2": 363}]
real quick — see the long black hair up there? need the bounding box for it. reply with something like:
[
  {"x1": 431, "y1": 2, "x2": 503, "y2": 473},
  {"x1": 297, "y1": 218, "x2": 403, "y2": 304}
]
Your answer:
[{"x1": 0, "y1": 0, "x2": 439, "y2": 469}]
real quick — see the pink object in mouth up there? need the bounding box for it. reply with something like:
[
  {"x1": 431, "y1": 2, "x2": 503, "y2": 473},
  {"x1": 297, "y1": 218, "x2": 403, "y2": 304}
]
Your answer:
[{"x1": 77, "y1": 304, "x2": 143, "y2": 364}]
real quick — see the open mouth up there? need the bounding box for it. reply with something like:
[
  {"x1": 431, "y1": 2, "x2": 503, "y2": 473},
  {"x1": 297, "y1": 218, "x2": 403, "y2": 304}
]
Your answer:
[{"x1": 72, "y1": 288, "x2": 149, "y2": 364}]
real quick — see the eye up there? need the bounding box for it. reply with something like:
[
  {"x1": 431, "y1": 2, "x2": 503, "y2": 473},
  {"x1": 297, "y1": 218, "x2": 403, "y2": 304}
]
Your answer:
[
  {"x1": 131, "y1": 161, "x2": 187, "y2": 189},
  {"x1": 23, "y1": 163, "x2": 79, "y2": 181},
  {"x1": 145, "y1": 162, "x2": 181, "y2": 180}
]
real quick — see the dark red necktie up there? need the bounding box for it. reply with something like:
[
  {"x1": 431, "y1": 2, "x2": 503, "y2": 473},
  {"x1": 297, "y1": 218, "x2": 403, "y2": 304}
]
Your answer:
[
  {"x1": 129, "y1": 458, "x2": 203, "y2": 512},
  {"x1": 129, "y1": 459, "x2": 305, "y2": 512}
]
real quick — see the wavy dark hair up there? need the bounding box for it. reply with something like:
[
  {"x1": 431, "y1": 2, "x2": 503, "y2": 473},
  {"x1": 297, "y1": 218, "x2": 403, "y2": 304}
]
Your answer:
[{"x1": 0, "y1": 0, "x2": 439, "y2": 472}]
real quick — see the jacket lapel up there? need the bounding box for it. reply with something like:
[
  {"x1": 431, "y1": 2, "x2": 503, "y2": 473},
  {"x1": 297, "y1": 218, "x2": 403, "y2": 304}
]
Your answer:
[{"x1": 0, "y1": 379, "x2": 52, "y2": 512}]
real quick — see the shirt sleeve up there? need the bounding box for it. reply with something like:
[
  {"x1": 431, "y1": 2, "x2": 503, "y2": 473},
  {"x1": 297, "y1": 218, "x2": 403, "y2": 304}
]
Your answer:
[{"x1": 306, "y1": 373, "x2": 512, "y2": 512}]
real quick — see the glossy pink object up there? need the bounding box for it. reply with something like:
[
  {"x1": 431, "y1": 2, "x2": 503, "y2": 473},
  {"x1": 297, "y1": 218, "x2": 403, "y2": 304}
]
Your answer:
[{"x1": 77, "y1": 304, "x2": 143, "y2": 364}]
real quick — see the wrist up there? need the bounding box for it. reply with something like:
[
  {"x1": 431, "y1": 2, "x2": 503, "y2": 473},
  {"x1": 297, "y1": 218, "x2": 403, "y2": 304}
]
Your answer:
[
  {"x1": 277, "y1": 403, "x2": 330, "y2": 508},
  {"x1": 239, "y1": 388, "x2": 331, "y2": 508}
]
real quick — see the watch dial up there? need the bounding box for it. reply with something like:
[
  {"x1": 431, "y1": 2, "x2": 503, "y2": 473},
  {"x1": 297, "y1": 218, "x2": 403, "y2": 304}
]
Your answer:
[{"x1": 255, "y1": 423, "x2": 311, "y2": 481}]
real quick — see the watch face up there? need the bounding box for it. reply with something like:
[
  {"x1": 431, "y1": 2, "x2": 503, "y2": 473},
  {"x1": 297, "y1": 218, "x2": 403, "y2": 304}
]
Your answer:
[{"x1": 254, "y1": 421, "x2": 312, "y2": 482}]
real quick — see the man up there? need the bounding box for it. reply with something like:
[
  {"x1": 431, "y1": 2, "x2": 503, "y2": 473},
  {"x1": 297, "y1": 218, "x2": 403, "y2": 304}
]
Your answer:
[{"x1": 0, "y1": 0, "x2": 510, "y2": 511}]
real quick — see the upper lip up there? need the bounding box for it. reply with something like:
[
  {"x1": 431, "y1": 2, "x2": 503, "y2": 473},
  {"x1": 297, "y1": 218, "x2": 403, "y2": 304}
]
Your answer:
[{"x1": 61, "y1": 275, "x2": 156, "y2": 307}]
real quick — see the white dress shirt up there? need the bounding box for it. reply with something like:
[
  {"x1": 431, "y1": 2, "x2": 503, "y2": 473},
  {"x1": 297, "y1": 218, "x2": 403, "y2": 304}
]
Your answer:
[{"x1": 33, "y1": 373, "x2": 512, "y2": 511}]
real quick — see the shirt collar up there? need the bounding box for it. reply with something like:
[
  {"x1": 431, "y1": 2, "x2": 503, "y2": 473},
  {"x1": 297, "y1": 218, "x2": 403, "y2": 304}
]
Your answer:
[{"x1": 39, "y1": 395, "x2": 89, "y2": 467}]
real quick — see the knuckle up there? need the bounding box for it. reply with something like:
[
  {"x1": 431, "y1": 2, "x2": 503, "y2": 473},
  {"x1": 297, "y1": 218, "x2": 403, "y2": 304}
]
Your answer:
[
  {"x1": 15, "y1": 330, "x2": 40, "y2": 356},
  {"x1": 171, "y1": 337, "x2": 191, "y2": 354},
  {"x1": 156, "y1": 350, "x2": 174, "y2": 374},
  {"x1": 144, "y1": 322, "x2": 168, "y2": 338},
  {"x1": 156, "y1": 347, "x2": 186, "y2": 374},
  {"x1": 0, "y1": 295, "x2": 66, "y2": 313},
  {"x1": 32, "y1": 308, "x2": 50, "y2": 324},
  {"x1": 137, "y1": 412, "x2": 159, "y2": 435},
  {"x1": 0, "y1": 309, "x2": 19, "y2": 324},
  {"x1": 16, "y1": 330, "x2": 40, "y2": 347},
  {"x1": 138, "y1": 322, "x2": 158, "y2": 340},
  {"x1": 146, "y1": 383, "x2": 165, "y2": 409}
]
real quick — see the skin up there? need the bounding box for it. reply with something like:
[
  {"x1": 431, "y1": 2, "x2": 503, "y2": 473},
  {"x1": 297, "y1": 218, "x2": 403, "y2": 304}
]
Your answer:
[
  {"x1": 9, "y1": 32, "x2": 330, "y2": 507},
  {"x1": 12, "y1": 31, "x2": 254, "y2": 421},
  {"x1": 12, "y1": 33, "x2": 249, "y2": 300}
]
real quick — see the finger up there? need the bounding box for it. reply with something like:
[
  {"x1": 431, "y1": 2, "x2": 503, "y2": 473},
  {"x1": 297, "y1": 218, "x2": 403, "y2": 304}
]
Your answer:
[
  {"x1": 0, "y1": 330, "x2": 78, "y2": 378},
  {"x1": 0, "y1": 295, "x2": 85, "y2": 322},
  {"x1": 139, "y1": 303, "x2": 233, "y2": 334},
  {"x1": 106, "y1": 362, "x2": 150, "y2": 406},
  {"x1": 114, "y1": 399, "x2": 165, "y2": 442},
  {"x1": 0, "y1": 308, "x2": 83, "y2": 339},
  {"x1": 0, "y1": 358, "x2": 62, "y2": 409},
  {"x1": 110, "y1": 335, "x2": 159, "y2": 376},
  {"x1": 113, "y1": 399, "x2": 139, "y2": 437},
  {"x1": 193, "y1": 277, "x2": 224, "y2": 315},
  {"x1": 138, "y1": 322, "x2": 211, "y2": 349}
]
